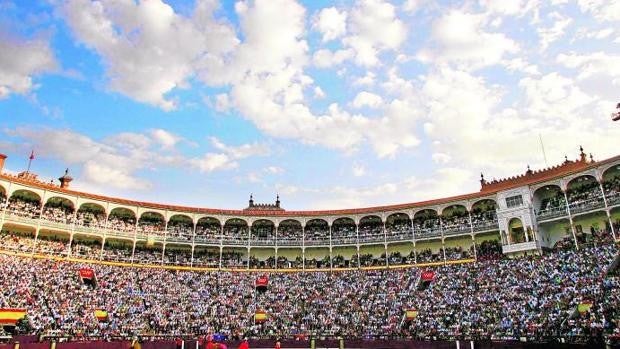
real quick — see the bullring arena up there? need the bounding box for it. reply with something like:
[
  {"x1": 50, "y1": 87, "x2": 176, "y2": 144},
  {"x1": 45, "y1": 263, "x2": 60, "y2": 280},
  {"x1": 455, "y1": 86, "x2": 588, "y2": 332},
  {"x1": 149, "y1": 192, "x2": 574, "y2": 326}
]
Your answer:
[{"x1": 0, "y1": 148, "x2": 618, "y2": 349}]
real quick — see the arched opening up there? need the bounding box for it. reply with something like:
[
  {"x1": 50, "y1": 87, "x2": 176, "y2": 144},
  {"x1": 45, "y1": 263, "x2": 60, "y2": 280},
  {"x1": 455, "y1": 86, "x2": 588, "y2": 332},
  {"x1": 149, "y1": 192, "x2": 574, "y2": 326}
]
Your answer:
[
  {"x1": 35, "y1": 229, "x2": 70, "y2": 255},
  {"x1": 441, "y1": 205, "x2": 469, "y2": 235},
  {"x1": 42, "y1": 197, "x2": 75, "y2": 224},
  {"x1": 415, "y1": 240, "x2": 443, "y2": 263},
  {"x1": 221, "y1": 247, "x2": 246, "y2": 268},
  {"x1": 603, "y1": 164, "x2": 620, "y2": 206},
  {"x1": 163, "y1": 243, "x2": 192, "y2": 266},
  {"x1": 567, "y1": 175, "x2": 604, "y2": 214},
  {"x1": 108, "y1": 207, "x2": 136, "y2": 232},
  {"x1": 331, "y1": 217, "x2": 356, "y2": 244},
  {"x1": 223, "y1": 218, "x2": 249, "y2": 244},
  {"x1": 71, "y1": 234, "x2": 103, "y2": 260},
  {"x1": 250, "y1": 219, "x2": 276, "y2": 245},
  {"x1": 358, "y1": 215, "x2": 384, "y2": 243},
  {"x1": 508, "y1": 218, "x2": 526, "y2": 244},
  {"x1": 471, "y1": 199, "x2": 498, "y2": 230},
  {"x1": 7, "y1": 190, "x2": 42, "y2": 219},
  {"x1": 0, "y1": 185, "x2": 6, "y2": 206},
  {"x1": 386, "y1": 213, "x2": 411, "y2": 242},
  {"x1": 0, "y1": 226, "x2": 36, "y2": 253},
  {"x1": 249, "y1": 247, "x2": 276, "y2": 269},
  {"x1": 304, "y1": 219, "x2": 329, "y2": 246},
  {"x1": 102, "y1": 237, "x2": 133, "y2": 262},
  {"x1": 304, "y1": 247, "x2": 330, "y2": 269},
  {"x1": 167, "y1": 214, "x2": 194, "y2": 242},
  {"x1": 533, "y1": 185, "x2": 566, "y2": 220},
  {"x1": 444, "y1": 236, "x2": 474, "y2": 261},
  {"x1": 333, "y1": 245, "x2": 357, "y2": 268},
  {"x1": 76, "y1": 203, "x2": 107, "y2": 228},
  {"x1": 193, "y1": 245, "x2": 220, "y2": 267},
  {"x1": 195, "y1": 217, "x2": 221, "y2": 243},
  {"x1": 387, "y1": 242, "x2": 414, "y2": 265},
  {"x1": 358, "y1": 244, "x2": 385, "y2": 267},
  {"x1": 138, "y1": 212, "x2": 166, "y2": 236},
  {"x1": 278, "y1": 247, "x2": 302, "y2": 268},
  {"x1": 413, "y1": 209, "x2": 441, "y2": 238},
  {"x1": 277, "y1": 219, "x2": 302, "y2": 246},
  {"x1": 133, "y1": 240, "x2": 163, "y2": 265}
]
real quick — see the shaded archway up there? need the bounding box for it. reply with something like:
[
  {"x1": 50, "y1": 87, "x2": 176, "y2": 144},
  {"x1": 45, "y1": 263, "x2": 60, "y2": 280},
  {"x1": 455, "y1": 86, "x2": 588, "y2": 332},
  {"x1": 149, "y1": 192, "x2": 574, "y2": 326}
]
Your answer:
[
  {"x1": 42, "y1": 197, "x2": 75, "y2": 224},
  {"x1": 193, "y1": 245, "x2": 220, "y2": 267},
  {"x1": 102, "y1": 237, "x2": 133, "y2": 262},
  {"x1": 567, "y1": 175, "x2": 604, "y2": 214},
  {"x1": 250, "y1": 219, "x2": 276, "y2": 245},
  {"x1": 603, "y1": 164, "x2": 620, "y2": 206},
  {"x1": 163, "y1": 243, "x2": 192, "y2": 266},
  {"x1": 133, "y1": 240, "x2": 163, "y2": 265},
  {"x1": 441, "y1": 205, "x2": 469, "y2": 235},
  {"x1": 249, "y1": 247, "x2": 276, "y2": 269},
  {"x1": 508, "y1": 218, "x2": 526, "y2": 244},
  {"x1": 195, "y1": 217, "x2": 221, "y2": 243},
  {"x1": 359, "y1": 215, "x2": 383, "y2": 243},
  {"x1": 36, "y1": 229, "x2": 70, "y2": 255},
  {"x1": 138, "y1": 212, "x2": 166, "y2": 236},
  {"x1": 332, "y1": 217, "x2": 356, "y2": 244},
  {"x1": 76, "y1": 203, "x2": 106, "y2": 228},
  {"x1": 223, "y1": 218, "x2": 249, "y2": 245},
  {"x1": 0, "y1": 227, "x2": 36, "y2": 253},
  {"x1": 167, "y1": 214, "x2": 194, "y2": 242},
  {"x1": 108, "y1": 207, "x2": 136, "y2": 232},
  {"x1": 278, "y1": 219, "x2": 302, "y2": 246},
  {"x1": 359, "y1": 244, "x2": 385, "y2": 267},
  {"x1": 7, "y1": 190, "x2": 42, "y2": 218},
  {"x1": 333, "y1": 245, "x2": 357, "y2": 268},
  {"x1": 71, "y1": 234, "x2": 103, "y2": 260},
  {"x1": 471, "y1": 199, "x2": 498, "y2": 230},
  {"x1": 221, "y1": 247, "x2": 247, "y2": 268},
  {"x1": 532, "y1": 185, "x2": 566, "y2": 220},
  {"x1": 0, "y1": 185, "x2": 6, "y2": 205},
  {"x1": 413, "y1": 209, "x2": 440, "y2": 238},
  {"x1": 386, "y1": 213, "x2": 412, "y2": 242},
  {"x1": 277, "y1": 247, "x2": 302, "y2": 268},
  {"x1": 387, "y1": 242, "x2": 414, "y2": 265},
  {"x1": 304, "y1": 247, "x2": 330, "y2": 269},
  {"x1": 304, "y1": 219, "x2": 329, "y2": 246}
]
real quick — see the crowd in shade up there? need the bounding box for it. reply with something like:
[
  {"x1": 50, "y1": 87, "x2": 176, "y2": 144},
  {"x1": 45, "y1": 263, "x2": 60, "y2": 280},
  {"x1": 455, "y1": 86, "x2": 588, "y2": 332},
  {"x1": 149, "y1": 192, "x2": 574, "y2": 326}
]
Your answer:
[{"x1": 0, "y1": 233, "x2": 617, "y2": 345}]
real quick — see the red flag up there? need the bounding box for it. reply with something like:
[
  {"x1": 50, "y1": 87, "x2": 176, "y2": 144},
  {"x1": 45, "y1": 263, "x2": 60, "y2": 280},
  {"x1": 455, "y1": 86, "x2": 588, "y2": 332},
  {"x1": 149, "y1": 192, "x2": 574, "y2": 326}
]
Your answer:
[{"x1": 29, "y1": 151, "x2": 34, "y2": 160}]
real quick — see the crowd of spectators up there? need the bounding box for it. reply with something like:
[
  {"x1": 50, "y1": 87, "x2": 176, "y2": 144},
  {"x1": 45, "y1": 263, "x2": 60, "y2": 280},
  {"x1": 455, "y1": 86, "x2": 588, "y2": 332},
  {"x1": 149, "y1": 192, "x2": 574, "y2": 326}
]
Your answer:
[{"x1": 0, "y1": 238, "x2": 616, "y2": 344}]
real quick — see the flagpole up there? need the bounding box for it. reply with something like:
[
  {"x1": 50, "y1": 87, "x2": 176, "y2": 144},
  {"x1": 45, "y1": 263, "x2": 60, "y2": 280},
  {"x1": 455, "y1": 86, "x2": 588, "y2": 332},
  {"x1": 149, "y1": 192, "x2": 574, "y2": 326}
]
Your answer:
[
  {"x1": 538, "y1": 134, "x2": 548, "y2": 167},
  {"x1": 26, "y1": 150, "x2": 34, "y2": 173}
]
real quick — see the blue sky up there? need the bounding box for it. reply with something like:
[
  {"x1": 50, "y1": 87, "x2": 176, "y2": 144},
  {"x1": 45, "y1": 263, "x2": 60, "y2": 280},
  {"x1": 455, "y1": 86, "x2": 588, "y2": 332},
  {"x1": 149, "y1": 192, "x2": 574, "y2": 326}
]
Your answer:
[{"x1": 0, "y1": 0, "x2": 619, "y2": 210}]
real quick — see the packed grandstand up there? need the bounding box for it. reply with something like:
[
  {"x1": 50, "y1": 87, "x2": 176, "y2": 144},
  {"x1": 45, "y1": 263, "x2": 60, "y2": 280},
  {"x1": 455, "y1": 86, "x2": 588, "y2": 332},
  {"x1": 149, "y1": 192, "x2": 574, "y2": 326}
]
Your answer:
[{"x1": 0, "y1": 149, "x2": 619, "y2": 348}]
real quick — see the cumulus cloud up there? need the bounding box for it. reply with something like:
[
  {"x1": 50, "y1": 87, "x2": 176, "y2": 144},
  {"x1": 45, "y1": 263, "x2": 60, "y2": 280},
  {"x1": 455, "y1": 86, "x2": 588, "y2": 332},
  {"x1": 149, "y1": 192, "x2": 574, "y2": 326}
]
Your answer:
[
  {"x1": 352, "y1": 91, "x2": 383, "y2": 109},
  {"x1": 313, "y1": 7, "x2": 347, "y2": 42},
  {"x1": 59, "y1": 0, "x2": 238, "y2": 110},
  {"x1": 417, "y1": 9, "x2": 518, "y2": 69},
  {"x1": 0, "y1": 31, "x2": 57, "y2": 98}
]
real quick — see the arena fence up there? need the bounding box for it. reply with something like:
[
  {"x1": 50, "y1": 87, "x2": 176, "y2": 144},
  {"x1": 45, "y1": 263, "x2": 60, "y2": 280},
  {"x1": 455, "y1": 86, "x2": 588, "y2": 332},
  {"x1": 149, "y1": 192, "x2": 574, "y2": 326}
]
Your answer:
[{"x1": 0, "y1": 338, "x2": 612, "y2": 349}]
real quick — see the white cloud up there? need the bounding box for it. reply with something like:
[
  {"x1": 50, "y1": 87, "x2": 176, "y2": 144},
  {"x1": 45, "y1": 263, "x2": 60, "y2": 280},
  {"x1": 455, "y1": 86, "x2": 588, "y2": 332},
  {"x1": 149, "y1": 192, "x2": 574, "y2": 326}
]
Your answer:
[
  {"x1": 352, "y1": 91, "x2": 383, "y2": 109},
  {"x1": 264, "y1": 166, "x2": 284, "y2": 174},
  {"x1": 313, "y1": 7, "x2": 347, "y2": 42},
  {"x1": 313, "y1": 86, "x2": 326, "y2": 99},
  {"x1": 538, "y1": 12, "x2": 572, "y2": 50},
  {"x1": 150, "y1": 129, "x2": 181, "y2": 149},
  {"x1": 189, "y1": 153, "x2": 237, "y2": 173},
  {"x1": 209, "y1": 137, "x2": 270, "y2": 159},
  {"x1": 353, "y1": 71, "x2": 376, "y2": 86},
  {"x1": 402, "y1": 0, "x2": 427, "y2": 14},
  {"x1": 0, "y1": 31, "x2": 56, "y2": 98},
  {"x1": 59, "y1": 0, "x2": 238, "y2": 110},
  {"x1": 343, "y1": 0, "x2": 407, "y2": 66},
  {"x1": 312, "y1": 48, "x2": 353, "y2": 68},
  {"x1": 418, "y1": 10, "x2": 518, "y2": 69},
  {"x1": 577, "y1": 0, "x2": 620, "y2": 21},
  {"x1": 352, "y1": 163, "x2": 366, "y2": 177}
]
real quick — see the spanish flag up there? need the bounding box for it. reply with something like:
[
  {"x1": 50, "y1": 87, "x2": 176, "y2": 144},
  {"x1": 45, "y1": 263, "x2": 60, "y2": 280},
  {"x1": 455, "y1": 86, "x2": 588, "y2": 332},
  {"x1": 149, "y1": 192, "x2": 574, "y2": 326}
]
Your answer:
[
  {"x1": 405, "y1": 309, "x2": 418, "y2": 320},
  {"x1": 94, "y1": 309, "x2": 108, "y2": 322},
  {"x1": 0, "y1": 308, "x2": 27, "y2": 325},
  {"x1": 255, "y1": 310, "x2": 268, "y2": 323},
  {"x1": 577, "y1": 302, "x2": 593, "y2": 314}
]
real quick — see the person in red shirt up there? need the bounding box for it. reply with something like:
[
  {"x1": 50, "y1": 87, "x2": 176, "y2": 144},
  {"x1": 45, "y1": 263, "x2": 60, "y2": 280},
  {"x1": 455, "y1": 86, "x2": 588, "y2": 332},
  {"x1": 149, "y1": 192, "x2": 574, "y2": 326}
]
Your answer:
[
  {"x1": 206, "y1": 338, "x2": 216, "y2": 349},
  {"x1": 275, "y1": 339, "x2": 281, "y2": 349},
  {"x1": 238, "y1": 338, "x2": 249, "y2": 349}
]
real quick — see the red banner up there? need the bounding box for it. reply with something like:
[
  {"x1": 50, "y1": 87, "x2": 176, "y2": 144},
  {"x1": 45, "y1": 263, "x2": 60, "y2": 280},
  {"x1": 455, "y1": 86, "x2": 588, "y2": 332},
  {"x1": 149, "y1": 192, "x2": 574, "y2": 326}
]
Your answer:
[
  {"x1": 421, "y1": 271, "x2": 435, "y2": 281},
  {"x1": 256, "y1": 275, "x2": 268, "y2": 288},
  {"x1": 79, "y1": 268, "x2": 95, "y2": 280}
]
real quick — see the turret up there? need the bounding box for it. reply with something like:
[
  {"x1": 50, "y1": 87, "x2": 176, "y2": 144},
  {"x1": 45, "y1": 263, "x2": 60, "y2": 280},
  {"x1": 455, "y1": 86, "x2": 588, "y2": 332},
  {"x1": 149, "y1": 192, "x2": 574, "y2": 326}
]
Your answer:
[
  {"x1": 59, "y1": 168, "x2": 73, "y2": 189},
  {"x1": 0, "y1": 153, "x2": 6, "y2": 173}
]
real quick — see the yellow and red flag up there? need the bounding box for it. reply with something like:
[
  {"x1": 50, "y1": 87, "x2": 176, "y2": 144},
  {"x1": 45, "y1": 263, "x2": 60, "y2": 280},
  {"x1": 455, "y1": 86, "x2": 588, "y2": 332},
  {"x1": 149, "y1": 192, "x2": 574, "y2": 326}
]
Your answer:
[{"x1": 0, "y1": 308, "x2": 27, "y2": 325}]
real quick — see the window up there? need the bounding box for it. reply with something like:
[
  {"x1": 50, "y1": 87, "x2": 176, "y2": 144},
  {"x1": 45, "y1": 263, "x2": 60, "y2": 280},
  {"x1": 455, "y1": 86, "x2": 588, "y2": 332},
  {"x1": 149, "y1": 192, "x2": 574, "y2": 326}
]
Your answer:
[{"x1": 506, "y1": 195, "x2": 523, "y2": 208}]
